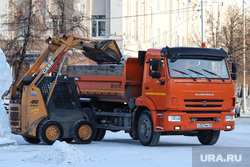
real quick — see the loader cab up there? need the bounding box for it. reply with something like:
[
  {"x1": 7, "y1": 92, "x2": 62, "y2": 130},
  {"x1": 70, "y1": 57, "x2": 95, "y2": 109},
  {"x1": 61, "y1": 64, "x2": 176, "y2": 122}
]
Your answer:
[{"x1": 37, "y1": 76, "x2": 84, "y2": 122}]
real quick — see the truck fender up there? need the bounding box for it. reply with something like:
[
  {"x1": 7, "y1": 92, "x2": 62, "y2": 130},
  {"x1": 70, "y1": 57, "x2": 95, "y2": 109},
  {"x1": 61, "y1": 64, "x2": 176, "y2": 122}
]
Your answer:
[{"x1": 135, "y1": 96, "x2": 157, "y2": 111}]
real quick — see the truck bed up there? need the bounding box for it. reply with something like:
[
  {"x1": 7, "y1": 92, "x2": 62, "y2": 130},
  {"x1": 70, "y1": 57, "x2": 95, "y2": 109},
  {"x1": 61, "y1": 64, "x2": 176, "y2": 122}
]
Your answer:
[{"x1": 67, "y1": 58, "x2": 143, "y2": 102}]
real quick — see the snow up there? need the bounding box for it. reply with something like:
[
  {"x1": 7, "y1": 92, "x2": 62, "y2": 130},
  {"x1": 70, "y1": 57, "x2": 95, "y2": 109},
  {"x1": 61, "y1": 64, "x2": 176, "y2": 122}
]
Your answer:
[
  {"x1": 0, "y1": 117, "x2": 248, "y2": 167},
  {"x1": 0, "y1": 48, "x2": 16, "y2": 146},
  {"x1": 25, "y1": 141, "x2": 94, "y2": 165}
]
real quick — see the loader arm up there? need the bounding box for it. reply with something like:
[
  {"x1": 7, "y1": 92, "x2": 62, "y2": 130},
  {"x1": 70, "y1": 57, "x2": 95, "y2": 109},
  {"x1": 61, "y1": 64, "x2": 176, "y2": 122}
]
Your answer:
[{"x1": 11, "y1": 35, "x2": 122, "y2": 100}]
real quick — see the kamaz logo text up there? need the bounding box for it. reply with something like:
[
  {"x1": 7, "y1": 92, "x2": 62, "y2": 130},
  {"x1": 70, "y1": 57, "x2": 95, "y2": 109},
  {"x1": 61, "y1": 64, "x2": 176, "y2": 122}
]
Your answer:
[
  {"x1": 43, "y1": 60, "x2": 54, "y2": 74},
  {"x1": 195, "y1": 93, "x2": 214, "y2": 96}
]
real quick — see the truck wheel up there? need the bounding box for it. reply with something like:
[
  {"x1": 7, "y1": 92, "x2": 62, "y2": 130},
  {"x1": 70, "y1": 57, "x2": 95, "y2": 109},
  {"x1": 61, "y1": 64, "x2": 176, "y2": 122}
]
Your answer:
[
  {"x1": 38, "y1": 120, "x2": 64, "y2": 145},
  {"x1": 197, "y1": 130, "x2": 220, "y2": 145},
  {"x1": 71, "y1": 120, "x2": 96, "y2": 144},
  {"x1": 237, "y1": 112, "x2": 240, "y2": 117},
  {"x1": 129, "y1": 131, "x2": 139, "y2": 140},
  {"x1": 94, "y1": 129, "x2": 106, "y2": 141},
  {"x1": 23, "y1": 136, "x2": 40, "y2": 144},
  {"x1": 137, "y1": 110, "x2": 160, "y2": 146}
]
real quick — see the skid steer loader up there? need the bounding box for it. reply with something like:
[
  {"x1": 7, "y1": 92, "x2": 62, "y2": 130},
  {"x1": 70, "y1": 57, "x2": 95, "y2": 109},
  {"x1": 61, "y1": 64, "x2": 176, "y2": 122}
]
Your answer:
[{"x1": 8, "y1": 35, "x2": 122, "y2": 145}]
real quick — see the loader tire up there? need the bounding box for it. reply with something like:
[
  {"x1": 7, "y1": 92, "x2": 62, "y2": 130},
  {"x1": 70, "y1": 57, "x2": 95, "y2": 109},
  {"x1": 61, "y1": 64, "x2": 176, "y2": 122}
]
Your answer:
[
  {"x1": 23, "y1": 136, "x2": 40, "y2": 144},
  {"x1": 71, "y1": 119, "x2": 96, "y2": 144},
  {"x1": 138, "y1": 110, "x2": 160, "y2": 146},
  {"x1": 94, "y1": 129, "x2": 106, "y2": 141},
  {"x1": 197, "y1": 130, "x2": 220, "y2": 145},
  {"x1": 38, "y1": 120, "x2": 64, "y2": 145}
]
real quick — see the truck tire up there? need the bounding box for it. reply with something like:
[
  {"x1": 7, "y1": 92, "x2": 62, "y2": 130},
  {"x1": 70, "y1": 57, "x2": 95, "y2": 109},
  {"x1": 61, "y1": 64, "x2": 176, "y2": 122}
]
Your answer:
[
  {"x1": 38, "y1": 120, "x2": 64, "y2": 145},
  {"x1": 137, "y1": 110, "x2": 160, "y2": 146},
  {"x1": 94, "y1": 129, "x2": 106, "y2": 141},
  {"x1": 23, "y1": 136, "x2": 40, "y2": 144},
  {"x1": 197, "y1": 130, "x2": 220, "y2": 145},
  {"x1": 237, "y1": 112, "x2": 240, "y2": 117},
  {"x1": 71, "y1": 119, "x2": 96, "y2": 144},
  {"x1": 129, "y1": 131, "x2": 139, "y2": 140}
]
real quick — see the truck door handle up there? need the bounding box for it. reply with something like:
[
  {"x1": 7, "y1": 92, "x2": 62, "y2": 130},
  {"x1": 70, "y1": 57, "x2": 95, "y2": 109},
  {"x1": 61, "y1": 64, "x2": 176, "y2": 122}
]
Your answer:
[{"x1": 145, "y1": 87, "x2": 149, "y2": 89}]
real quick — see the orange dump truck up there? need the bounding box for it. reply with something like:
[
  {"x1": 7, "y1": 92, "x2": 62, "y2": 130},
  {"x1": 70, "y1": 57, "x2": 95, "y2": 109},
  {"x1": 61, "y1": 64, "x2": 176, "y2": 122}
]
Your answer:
[{"x1": 68, "y1": 46, "x2": 237, "y2": 146}]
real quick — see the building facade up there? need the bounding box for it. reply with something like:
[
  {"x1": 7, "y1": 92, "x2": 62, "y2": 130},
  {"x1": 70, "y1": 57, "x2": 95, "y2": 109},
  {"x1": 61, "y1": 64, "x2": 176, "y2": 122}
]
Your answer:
[
  {"x1": 80, "y1": 0, "x2": 235, "y2": 56},
  {"x1": 1, "y1": 0, "x2": 244, "y2": 56}
]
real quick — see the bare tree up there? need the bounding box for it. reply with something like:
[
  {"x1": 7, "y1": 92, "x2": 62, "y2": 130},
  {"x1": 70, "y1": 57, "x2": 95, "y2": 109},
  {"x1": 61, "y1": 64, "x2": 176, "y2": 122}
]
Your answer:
[
  {"x1": 1, "y1": 0, "x2": 88, "y2": 84},
  {"x1": 1, "y1": 0, "x2": 48, "y2": 85},
  {"x1": 41, "y1": 0, "x2": 86, "y2": 36},
  {"x1": 203, "y1": 5, "x2": 250, "y2": 85}
]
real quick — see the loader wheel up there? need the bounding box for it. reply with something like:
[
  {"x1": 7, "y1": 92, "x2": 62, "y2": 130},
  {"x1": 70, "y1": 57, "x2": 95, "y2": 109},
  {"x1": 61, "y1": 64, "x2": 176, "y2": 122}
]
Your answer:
[
  {"x1": 23, "y1": 136, "x2": 40, "y2": 144},
  {"x1": 71, "y1": 120, "x2": 96, "y2": 144},
  {"x1": 94, "y1": 129, "x2": 106, "y2": 141},
  {"x1": 138, "y1": 110, "x2": 160, "y2": 146},
  {"x1": 38, "y1": 120, "x2": 63, "y2": 145},
  {"x1": 197, "y1": 130, "x2": 220, "y2": 145}
]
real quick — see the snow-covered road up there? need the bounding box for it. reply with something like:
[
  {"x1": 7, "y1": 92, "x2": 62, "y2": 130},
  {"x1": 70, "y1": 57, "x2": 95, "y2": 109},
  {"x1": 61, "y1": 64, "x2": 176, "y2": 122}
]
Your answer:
[{"x1": 0, "y1": 116, "x2": 249, "y2": 167}]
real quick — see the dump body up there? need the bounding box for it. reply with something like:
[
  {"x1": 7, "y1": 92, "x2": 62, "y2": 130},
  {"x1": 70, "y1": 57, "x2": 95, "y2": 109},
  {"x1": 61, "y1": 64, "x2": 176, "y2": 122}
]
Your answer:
[{"x1": 68, "y1": 58, "x2": 143, "y2": 102}]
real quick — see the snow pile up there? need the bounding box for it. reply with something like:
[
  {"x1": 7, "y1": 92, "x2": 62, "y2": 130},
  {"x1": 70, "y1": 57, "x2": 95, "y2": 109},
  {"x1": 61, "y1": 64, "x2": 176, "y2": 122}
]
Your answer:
[
  {"x1": 0, "y1": 49, "x2": 16, "y2": 147},
  {"x1": 27, "y1": 141, "x2": 94, "y2": 165}
]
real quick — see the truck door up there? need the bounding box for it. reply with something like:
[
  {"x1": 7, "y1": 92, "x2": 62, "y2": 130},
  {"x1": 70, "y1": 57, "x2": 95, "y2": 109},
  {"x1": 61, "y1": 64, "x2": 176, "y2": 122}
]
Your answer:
[{"x1": 143, "y1": 58, "x2": 166, "y2": 110}]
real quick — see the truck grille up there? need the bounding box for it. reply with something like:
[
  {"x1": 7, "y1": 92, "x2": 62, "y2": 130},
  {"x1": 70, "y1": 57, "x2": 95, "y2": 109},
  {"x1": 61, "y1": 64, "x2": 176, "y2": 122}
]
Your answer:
[
  {"x1": 183, "y1": 111, "x2": 221, "y2": 114},
  {"x1": 184, "y1": 99, "x2": 223, "y2": 102},
  {"x1": 185, "y1": 105, "x2": 222, "y2": 107},
  {"x1": 184, "y1": 99, "x2": 223, "y2": 108},
  {"x1": 191, "y1": 118, "x2": 214, "y2": 121}
]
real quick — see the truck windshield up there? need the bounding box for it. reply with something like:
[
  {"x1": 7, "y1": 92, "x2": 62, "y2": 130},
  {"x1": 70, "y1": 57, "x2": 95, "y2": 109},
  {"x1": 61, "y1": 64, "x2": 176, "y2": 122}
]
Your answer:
[{"x1": 167, "y1": 56, "x2": 229, "y2": 80}]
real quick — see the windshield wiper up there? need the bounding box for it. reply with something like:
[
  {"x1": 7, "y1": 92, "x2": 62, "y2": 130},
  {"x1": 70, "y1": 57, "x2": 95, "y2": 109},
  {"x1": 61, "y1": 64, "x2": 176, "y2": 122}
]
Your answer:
[
  {"x1": 202, "y1": 69, "x2": 225, "y2": 82},
  {"x1": 188, "y1": 69, "x2": 211, "y2": 82},
  {"x1": 172, "y1": 69, "x2": 196, "y2": 81}
]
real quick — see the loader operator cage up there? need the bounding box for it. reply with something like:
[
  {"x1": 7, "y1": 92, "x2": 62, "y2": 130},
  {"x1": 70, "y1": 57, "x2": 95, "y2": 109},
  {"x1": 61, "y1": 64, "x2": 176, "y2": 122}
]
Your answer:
[{"x1": 38, "y1": 76, "x2": 77, "y2": 109}]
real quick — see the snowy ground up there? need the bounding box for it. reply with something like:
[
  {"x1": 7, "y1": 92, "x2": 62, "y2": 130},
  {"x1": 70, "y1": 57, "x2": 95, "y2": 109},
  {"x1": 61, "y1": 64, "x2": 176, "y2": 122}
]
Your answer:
[{"x1": 0, "y1": 113, "x2": 250, "y2": 167}]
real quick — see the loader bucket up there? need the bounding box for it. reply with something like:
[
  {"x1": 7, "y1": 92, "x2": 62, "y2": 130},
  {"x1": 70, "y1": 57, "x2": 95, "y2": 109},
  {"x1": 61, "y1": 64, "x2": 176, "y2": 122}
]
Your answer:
[{"x1": 82, "y1": 40, "x2": 122, "y2": 64}]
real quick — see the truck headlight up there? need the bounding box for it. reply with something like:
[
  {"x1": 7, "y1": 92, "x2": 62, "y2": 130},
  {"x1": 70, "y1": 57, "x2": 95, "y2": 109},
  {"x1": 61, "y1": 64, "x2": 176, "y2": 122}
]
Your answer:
[
  {"x1": 168, "y1": 116, "x2": 181, "y2": 122},
  {"x1": 225, "y1": 115, "x2": 234, "y2": 121}
]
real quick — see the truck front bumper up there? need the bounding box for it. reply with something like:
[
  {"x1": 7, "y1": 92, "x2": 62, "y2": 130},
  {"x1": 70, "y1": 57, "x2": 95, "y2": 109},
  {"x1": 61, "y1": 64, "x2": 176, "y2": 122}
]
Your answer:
[{"x1": 152, "y1": 111, "x2": 235, "y2": 132}]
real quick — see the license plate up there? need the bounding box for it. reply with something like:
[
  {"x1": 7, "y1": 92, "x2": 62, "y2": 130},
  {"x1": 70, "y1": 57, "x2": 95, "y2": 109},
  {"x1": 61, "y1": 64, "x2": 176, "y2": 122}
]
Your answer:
[{"x1": 197, "y1": 123, "x2": 212, "y2": 128}]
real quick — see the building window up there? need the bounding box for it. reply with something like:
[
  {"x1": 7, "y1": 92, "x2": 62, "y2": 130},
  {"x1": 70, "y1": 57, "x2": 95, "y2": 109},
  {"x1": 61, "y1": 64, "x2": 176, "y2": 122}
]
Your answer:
[{"x1": 92, "y1": 15, "x2": 106, "y2": 37}]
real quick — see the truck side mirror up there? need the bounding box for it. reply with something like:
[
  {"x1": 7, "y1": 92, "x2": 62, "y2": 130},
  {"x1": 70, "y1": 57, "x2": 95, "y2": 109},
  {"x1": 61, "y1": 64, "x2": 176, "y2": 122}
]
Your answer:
[
  {"x1": 151, "y1": 59, "x2": 159, "y2": 71},
  {"x1": 231, "y1": 73, "x2": 237, "y2": 80},
  {"x1": 152, "y1": 72, "x2": 161, "y2": 79},
  {"x1": 232, "y1": 62, "x2": 237, "y2": 73}
]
